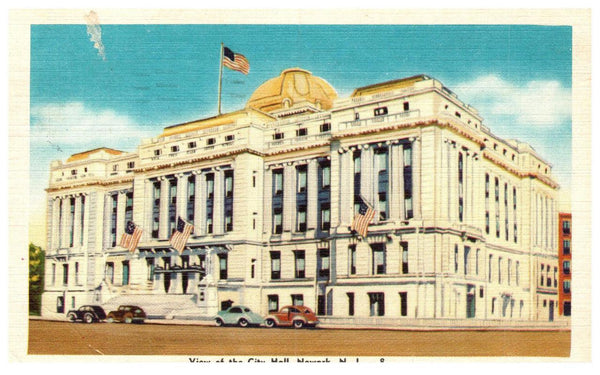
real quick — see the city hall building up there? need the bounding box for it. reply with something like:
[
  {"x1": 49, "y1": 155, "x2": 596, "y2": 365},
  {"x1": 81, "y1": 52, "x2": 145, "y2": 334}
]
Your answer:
[{"x1": 41, "y1": 68, "x2": 562, "y2": 325}]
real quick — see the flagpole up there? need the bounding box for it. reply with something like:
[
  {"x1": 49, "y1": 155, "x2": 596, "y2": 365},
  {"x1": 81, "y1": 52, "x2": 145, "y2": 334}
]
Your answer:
[{"x1": 217, "y1": 42, "x2": 224, "y2": 116}]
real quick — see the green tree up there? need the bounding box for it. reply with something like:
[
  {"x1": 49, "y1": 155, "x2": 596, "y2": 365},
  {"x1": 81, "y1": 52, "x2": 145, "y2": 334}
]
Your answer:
[{"x1": 29, "y1": 243, "x2": 45, "y2": 316}]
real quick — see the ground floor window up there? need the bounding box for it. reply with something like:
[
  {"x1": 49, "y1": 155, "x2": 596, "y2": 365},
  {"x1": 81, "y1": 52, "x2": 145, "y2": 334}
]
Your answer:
[
  {"x1": 368, "y1": 292, "x2": 385, "y2": 316},
  {"x1": 563, "y1": 301, "x2": 571, "y2": 316},
  {"x1": 56, "y1": 296, "x2": 64, "y2": 313},
  {"x1": 347, "y1": 292, "x2": 355, "y2": 316},
  {"x1": 291, "y1": 294, "x2": 303, "y2": 306},
  {"x1": 399, "y1": 292, "x2": 408, "y2": 316},
  {"x1": 268, "y1": 295, "x2": 279, "y2": 313}
]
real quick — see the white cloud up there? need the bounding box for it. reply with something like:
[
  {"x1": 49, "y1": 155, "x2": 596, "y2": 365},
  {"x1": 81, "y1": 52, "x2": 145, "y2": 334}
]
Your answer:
[
  {"x1": 85, "y1": 10, "x2": 106, "y2": 60},
  {"x1": 453, "y1": 75, "x2": 571, "y2": 128},
  {"x1": 30, "y1": 102, "x2": 153, "y2": 152}
]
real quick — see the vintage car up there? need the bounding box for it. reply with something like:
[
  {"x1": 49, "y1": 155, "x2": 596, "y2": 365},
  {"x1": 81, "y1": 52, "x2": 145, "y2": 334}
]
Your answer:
[
  {"x1": 106, "y1": 305, "x2": 147, "y2": 324},
  {"x1": 214, "y1": 305, "x2": 264, "y2": 327},
  {"x1": 66, "y1": 305, "x2": 107, "y2": 324},
  {"x1": 264, "y1": 305, "x2": 319, "y2": 329}
]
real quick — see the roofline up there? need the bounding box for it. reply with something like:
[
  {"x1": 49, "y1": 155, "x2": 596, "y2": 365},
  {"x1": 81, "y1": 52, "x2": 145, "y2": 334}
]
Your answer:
[{"x1": 351, "y1": 74, "x2": 431, "y2": 96}]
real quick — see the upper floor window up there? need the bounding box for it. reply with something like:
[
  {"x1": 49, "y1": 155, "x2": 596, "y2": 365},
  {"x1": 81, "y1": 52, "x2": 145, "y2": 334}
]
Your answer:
[
  {"x1": 563, "y1": 240, "x2": 571, "y2": 255},
  {"x1": 562, "y1": 220, "x2": 571, "y2": 235},
  {"x1": 374, "y1": 107, "x2": 388, "y2": 116},
  {"x1": 127, "y1": 161, "x2": 135, "y2": 169},
  {"x1": 206, "y1": 137, "x2": 216, "y2": 145},
  {"x1": 224, "y1": 170, "x2": 234, "y2": 198},
  {"x1": 71, "y1": 169, "x2": 77, "y2": 175},
  {"x1": 188, "y1": 141, "x2": 197, "y2": 149},
  {"x1": 296, "y1": 128, "x2": 308, "y2": 137},
  {"x1": 112, "y1": 164, "x2": 119, "y2": 172},
  {"x1": 320, "y1": 162, "x2": 331, "y2": 189},
  {"x1": 225, "y1": 134, "x2": 235, "y2": 142},
  {"x1": 171, "y1": 145, "x2": 179, "y2": 153},
  {"x1": 273, "y1": 169, "x2": 283, "y2": 195},
  {"x1": 273, "y1": 132, "x2": 284, "y2": 140},
  {"x1": 563, "y1": 260, "x2": 571, "y2": 275},
  {"x1": 320, "y1": 122, "x2": 331, "y2": 132},
  {"x1": 154, "y1": 149, "x2": 161, "y2": 156},
  {"x1": 403, "y1": 101, "x2": 410, "y2": 111},
  {"x1": 270, "y1": 251, "x2": 281, "y2": 280},
  {"x1": 371, "y1": 243, "x2": 386, "y2": 275},
  {"x1": 297, "y1": 165, "x2": 307, "y2": 193}
]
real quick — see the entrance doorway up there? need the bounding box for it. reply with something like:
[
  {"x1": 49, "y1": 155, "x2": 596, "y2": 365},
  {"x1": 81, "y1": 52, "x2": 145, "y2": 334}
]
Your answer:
[{"x1": 549, "y1": 300, "x2": 554, "y2": 322}]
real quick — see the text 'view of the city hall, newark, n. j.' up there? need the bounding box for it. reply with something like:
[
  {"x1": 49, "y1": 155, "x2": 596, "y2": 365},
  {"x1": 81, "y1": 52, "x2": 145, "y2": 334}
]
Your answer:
[{"x1": 41, "y1": 68, "x2": 567, "y2": 328}]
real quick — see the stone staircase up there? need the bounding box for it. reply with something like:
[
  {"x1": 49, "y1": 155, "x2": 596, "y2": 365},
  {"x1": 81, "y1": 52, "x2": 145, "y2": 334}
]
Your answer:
[{"x1": 102, "y1": 294, "x2": 199, "y2": 319}]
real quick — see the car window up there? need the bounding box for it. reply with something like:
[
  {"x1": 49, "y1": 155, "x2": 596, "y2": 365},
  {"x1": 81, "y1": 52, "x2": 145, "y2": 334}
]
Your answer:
[
  {"x1": 290, "y1": 307, "x2": 300, "y2": 313},
  {"x1": 229, "y1": 307, "x2": 242, "y2": 313},
  {"x1": 280, "y1": 308, "x2": 289, "y2": 314}
]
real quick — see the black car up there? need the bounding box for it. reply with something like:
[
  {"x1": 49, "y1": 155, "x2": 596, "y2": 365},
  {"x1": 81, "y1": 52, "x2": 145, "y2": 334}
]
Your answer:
[{"x1": 66, "y1": 305, "x2": 107, "y2": 323}]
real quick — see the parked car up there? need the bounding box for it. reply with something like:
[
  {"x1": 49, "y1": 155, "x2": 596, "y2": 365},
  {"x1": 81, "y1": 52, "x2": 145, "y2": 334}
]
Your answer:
[
  {"x1": 66, "y1": 305, "x2": 106, "y2": 324},
  {"x1": 264, "y1": 305, "x2": 319, "y2": 329},
  {"x1": 214, "y1": 305, "x2": 264, "y2": 327},
  {"x1": 106, "y1": 305, "x2": 147, "y2": 324}
]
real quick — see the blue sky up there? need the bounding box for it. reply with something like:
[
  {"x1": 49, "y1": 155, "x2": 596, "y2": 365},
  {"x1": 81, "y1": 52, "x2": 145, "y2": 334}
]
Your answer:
[{"x1": 29, "y1": 24, "x2": 572, "y2": 243}]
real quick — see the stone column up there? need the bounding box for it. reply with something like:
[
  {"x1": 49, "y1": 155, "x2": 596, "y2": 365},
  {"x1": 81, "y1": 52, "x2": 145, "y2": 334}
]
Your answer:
[
  {"x1": 339, "y1": 150, "x2": 353, "y2": 226},
  {"x1": 307, "y1": 159, "x2": 318, "y2": 230},
  {"x1": 213, "y1": 169, "x2": 224, "y2": 234},
  {"x1": 360, "y1": 144, "x2": 374, "y2": 207},
  {"x1": 51, "y1": 197, "x2": 60, "y2": 250},
  {"x1": 176, "y1": 173, "x2": 188, "y2": 222},
  {"x1": 143, "y1": 180, "x2": 153, "y2": 242},
  {"x1": 159, "y1": 177, "x2": 170, "y2": 240},
  {"x1": 388, "y1": 143, "x2": 401, "y2": 221},
  {"x1": 412, "y1": 137, "x2": 422, "y2": 219},
  {"x1": 283, "y1": 165, "x2": 295, "y2": 232},
  {"x1": 263, "y1": 168, "x2": 273, "y2": 234},
  {"x1": 60, "y1": 196, "x2": 70, "y2": 248},
  {"x1": 73, "y1": 195, "x2": 82, "y2": 248},
  {"x1": 103, "y1": 193, "x2": 112, "y2": 249},
  {"x1": 116, "y1": 191, "x2": 126, "y2": 244},
  {"x1": 194, "y1": 171, "x2": 204, "y2": 235}
]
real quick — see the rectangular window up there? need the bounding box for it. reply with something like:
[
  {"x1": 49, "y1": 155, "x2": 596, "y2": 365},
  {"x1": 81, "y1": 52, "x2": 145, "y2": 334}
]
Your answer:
[
  {"x1": 368, "y1": 292, "x2": 385, "y2": 316},
  {"x1": 187, "y1": 175, "x2": 195, "y2": 223},
  {"x1": 294, "y1": 250, "x2": 305, "y2": 278},
  {"x1": 318, "y1": 249, "x2": 330, "y2": 278},
  {"x1": 270, "y1": 251, "x2": 281, "y2": 280},
  {"x1": 218, "y1": 254, "x2": 228, "y2": 280},
  {"x1": 225, "y1": 134, "x2": 235, "y2": 142},
  {"x1": 51, "y1": 263, "x2": 56, "y2": 285},
  {"x1": 273, "y1": 207, "x2": 283, "y2": 234},
  {"x1": 488, "y1": 255, "x2": 493, "y2": 283},
  {"x1": 74, "y1": 262, "x2": 79, "y2": 285},
  {"x1": 154, "y1": 149, "x2": 161, "y2": 156},
  {"x1": 321, "y1": 162, "x2": 331, "y2": 189},
  {"x1": 540, "y1": 264, "x2": 545, "y2": 286},
  {"x1": 62, "y1": 264, "x2": 69, "y2": 285},
  {"x1": 171, "y1": 145, "x2": 179, "y2": 153},
  {"x1": 206, "y1": 137, "x2": 216, "y2": 145},
  {"x1": 495, "y1": 177, "x2": 500, "y2": 238},
  {"x1": 458, "y1": 152, "x2": 464, "y2": 222},
  {"x1": 297, "y1": 205, "x2": 307, "y2": 232},
  {"x1": 291, "y1": 294, "x2": 304, "y2": 306},
  {"x1": 224, "y1": 171, "x2": 234, "y2": 198},
  {"x1": 562, "y1": 220, "x2": 570, "y2": 235},
  {"x1": 146, "y1": 258, "x2": 154, "y2": 281},
  {"x1": 320, "y1": 202, "x2": 331, "y2": 231},
  {"x1": 273, "y1": 132, "x2": 284, "y2": 140},
  {"x1": 403, "y1": 101, "x2": 410, "y2": 111},
  {"x1": 563, "y1": 280, "x2": 571, "y2": 294},
  {"x1": 464, "y1": 246, "x2": 470, "y2": 275},
  {"x1": 110, "y1": 194, "x2": 118, "y2": 247},
  {"x1": 122, "y1": 261, "x2": 130, "y2": 285},
  {"x1": 516, "y1": 261, "x2": 520, "y2": 286},
  {"x1": 268, "y1": 295, "x2": 279, "y2": 313},
  {"x1": 564, "y1": 301, "x2": 571, "y2": 316},
  {"x1": 403, "y1": 144, "x2": 413, "y2": 219},
  {"x1": 349, "y1": 245, "x2": 357, "y2": 275},
  {"x1": 273, "y1": 169, "x2": 283, "y2": 195},
  {"x1": 374, "y1": 106, "x2": 388, "y2": 116},
  {"x1": 507, "y1": 259, "x2": 512, "y2": 285},
  {"x1": 188, "y1": 141, "x2": 196, "y2": 149},
  {"x1": 296, "y1": 165, "x2": 307, "y2": 193},
  {"x1": 320, "y1": 122, "x2": 331, "y2": 132},
  {"x1": 563, "y1": 240, "x2": 571, "y2": 255},
  {"x1": 454, "y1": 245, "x2": 459, "y2": 273},
  {"x1": 399, "y1": 292, "x2": 408, "y2": 316},
  {"x1": 554, "y1": 267, "x2": 558, "y2": 287},
  {"x1": 498, "y1": 257, "x2": 502, "y2": 284},
  {"x1": 475, "y1": 249, "x2": 480, "y2": 275},
  {"x1": 401, "y1": 241, "x2": 409, "y2": 274},
  {"x1": 371, "y1": 243, "x2": 386, "y2": 275},
  {"x1": 296, "y1": 128, "x2": 308, "y2": 137},
  {"x1": 347, "y1": 293, "x2": 355, "y2": 316},
  {"x1": 127, "y1": 161, "x2": 135, "y2": 169}
]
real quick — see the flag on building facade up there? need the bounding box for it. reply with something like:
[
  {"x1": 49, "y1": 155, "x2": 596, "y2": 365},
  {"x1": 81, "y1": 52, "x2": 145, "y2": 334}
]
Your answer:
[
  {"x1": 169, "y1": 216, "x2": 194, "y2": 253},
  {"x1": 351, "y1": 195, "x2": 376, "y2": 238},
  {"x1": 119, "y1": 221, "x2": 143, "y2": 252},
  {"x1": 222, "y1": 46, "x2": 250, "y2": 75}
]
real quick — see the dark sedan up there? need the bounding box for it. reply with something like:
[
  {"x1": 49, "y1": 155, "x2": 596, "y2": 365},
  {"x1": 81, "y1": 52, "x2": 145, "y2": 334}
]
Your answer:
[
  {"x1": 106, "y1": 305, "x2": 147, "y2": 324},
  {"x1": 66, "y1": 305, "x2": 107, "y2": 323}
]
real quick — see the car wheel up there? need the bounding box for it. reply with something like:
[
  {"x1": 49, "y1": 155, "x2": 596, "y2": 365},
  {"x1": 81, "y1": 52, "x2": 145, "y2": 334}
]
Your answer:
[
  {"x1": 83, "y1": 313, "x2": 95, "y2": 324},
  {"x1": 106, "y1": 316, "x2": 114, "y2": 323},
  {"x1": 215, "y1": 318, "x2": 224, "y2": 327},
  {"x1": 67, "y1": 312, "x2": 77, "y2": 323},
  {"x1": 238, "y1": 318, "x2": 249, "y2": 328},
  {"x1": 293, "y1": 320, "x2": 305, "y2": 329},
  {"x1": 124, "y1": 314, "x2": 133, "y2": 324},
  {"x1": 265, "y1": 319, "x2": 276, "y2": 328}
]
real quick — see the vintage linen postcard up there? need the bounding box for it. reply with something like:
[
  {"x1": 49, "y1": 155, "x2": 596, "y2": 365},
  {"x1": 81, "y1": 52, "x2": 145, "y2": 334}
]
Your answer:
[{"x1": 8, "y1": 8, "x2": 592, "y2": 364}]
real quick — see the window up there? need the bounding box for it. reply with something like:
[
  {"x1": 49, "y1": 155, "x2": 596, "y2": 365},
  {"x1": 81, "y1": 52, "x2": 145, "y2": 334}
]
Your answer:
[
  {"x1": 463, "y1": 246, "x2": 470, "y2": 275},
  {"x1": 188, "y1": 141, "x2": 196, "y2": 149},
  {"x1": 507, "y1": 259, "x2": 512, "y2": 285},
  {"x1": 268, "y1": 295, "x2": 279, "y2": 313},
  {"x1": 296, "y1": 128, "x2": 308, "y2": 137},
  {"x1": 563, "y1": 261, "x2": 570, "y2": 275},
  {"x1": 225, "y1": 210, "x2": 233, "y2": 232},
  {"x1": 475, "y1": 249, "x2": 480, "y2": 275},
  {"x1": 540, "y1": 264, "x2": 545, "y2": 286},
  {"x1": 171, "y1": 145, "x2": 179, "y2": 153},
  {"x1": 399, "y1": 292, "x2": 408, "y2": 316},
  {"x1": 498, "y1": 257, "x2": 502, "y2": 284},
  {"x1": 218, "y1": 254, "x2": 228, "y2": 280},
  {"x1": 206, "y1": 137, "x2": 216, "y2": 145},
  {"x1": 225, "y1": 134, "x2": 235, "y2": 142},
  {"x1": 454, "y1": 245, "x2": 459, "y2": 273},
  {"x1": 320, "y1": 122, "x2": 331, "y2": 132},
  {"x1": 554, "y1": 267, "x2": 558, "y2": 287},
  {"x1": 122, "y1": 261, "x2": 130, "y2": 285},
  {"x1": 516, "y1": 261, "x2": 520, "y2": 286},
  {"x1": 368, "y1": 292, "x2": 385, "y2": 316},
  {"x1": 154, "y1": 149, "x2": 161, "y2": 156},
  {"x1": 458, "y1": 152, "x2": 464, "y2": 222},
  {"x1": 563, "y1": 240, "x2": 571, "y2": 255},
  {"x1": 273, "y1": 169, "x2": 283, "y2": 195},
  {"x1": 546, "y1": 265, "x2": 552, "y2": 287},
  {"x1": 347, "y1": 293, "x2": 355, "y2": 316},
  {"x1": 563, "y1": 301, "x2": 571, "y2": 316},
  {"x1": 187, "y1": 175, "x2": 195, "y2": 222},
  {"x1": 374, "y1": 106, "x2": 388, "y2": 116},
  {"x1": 355, "y1": 112, "x2": 360, "y2": 120},
  {"x1": 297, "y1": 205, "x2": 307, "y2": 232},
  {"x1": 291, "y1": 294, "x2": 304, "y2": 306},
  {"x1": 51, "y1": 263, "x2": 56, "y2": 285},
  {"x1": 294, "y1": 251, "x2": 305, "y2": 278},
  {"x1": 206, "y1": 173, "x2": 215, "y2": 199},
  {"x1": 127, "y1": 161, "x2": 135, "y2": 169},
  {"x1": 491, "y1": 297, "x2": 496, "y2": 315},
  {"x1": 563, "y1": 280, "x2": 571, "y2": 294},
  {"x1": 297, "y1": 165, "x2": 307, "y2": 193},
  {"x1": 273, "y1": 208, "x2": 283, "y2": 234},
  {"x1": 562, "y1": 220, "x2": 571, "y2": 235},
  {"x1": 321, "y1": 162, "x2": 330, "y2": 189},
  {"x1": 403, "y1": 101, "x2": 410, "y2": 111},
  {"x1": 71, "y1": 169, "x2": 77, "y2": 175},
  {"x1": 224, "y1": 170, "x2": 234, "y2": 198},
  {"x1": 270, "y1": 252, "x2": 281, "y2": 280},
  {"x1": 371, "y1": 243, "x2": 386, "y2": 275},
  {"x1": 401, "y1": 242, "x2": 409, "y2": 274},
  {"x1": 146, "y1": 258, "x2": 155, "y2": 281},
  {"x1": 74, "y1": 262, "x2": 79, "y2": 285},
  {"x1": 318, "y1": 249, "x2": 330, "y2": 278},
  {"x1": 488, "y1": 255, "x2": 493, "y2": 282},
  {"x1": 112, "y1": 164, "x2": 119, "y2": 172},
  {"x1": 349, "y1": 245, "x2": 357, "y2": 275},
  {"x1": 320, "y1": 203, "x2": 330, "y2": 231},
  {"x1": 455, "y1": 111, "x2": 461, "y2": 118},
  {"x1": 273, "y1": 132, "x2": 284, "y2": 140}
]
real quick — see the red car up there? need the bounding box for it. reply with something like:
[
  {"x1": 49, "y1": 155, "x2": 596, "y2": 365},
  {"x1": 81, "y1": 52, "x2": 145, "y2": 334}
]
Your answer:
[
  {"x1": 106, "y1": 305, "x2": 147, "y2": 324},
  {"x1": 264, "y1": 305, "x2": 319, "y2": 329}
]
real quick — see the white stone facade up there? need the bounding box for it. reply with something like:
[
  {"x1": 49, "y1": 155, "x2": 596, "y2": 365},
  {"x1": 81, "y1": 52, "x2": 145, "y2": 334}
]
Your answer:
[{"x1": 42, "y1": 71, "x2": 561, "y2": 325}]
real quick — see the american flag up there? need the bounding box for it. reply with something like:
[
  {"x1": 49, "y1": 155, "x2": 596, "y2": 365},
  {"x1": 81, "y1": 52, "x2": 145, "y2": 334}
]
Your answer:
[
  {"x1": 223, "y1": 46, "x2": 250, "y2": 75},
  {"x1": 351, "y1": 195, "x2": 376, "y2": 238},
  {"x1": 119, "y1": 221, "x2": 142, "y2": 252},
  {"x1": 169, "y1": 216, "x2": 194, "y2": 253}
]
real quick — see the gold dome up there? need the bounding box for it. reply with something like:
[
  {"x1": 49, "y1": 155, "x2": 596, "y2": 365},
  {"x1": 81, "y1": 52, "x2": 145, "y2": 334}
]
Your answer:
[{"x1": 246, "y1": 68, "x2": 338, "y2": 113}]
